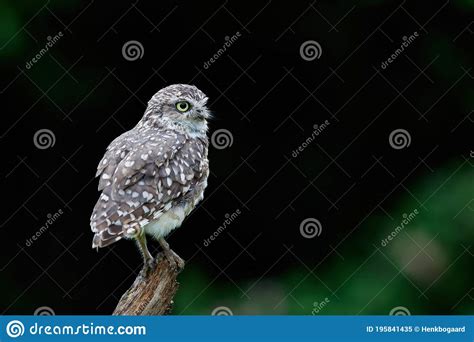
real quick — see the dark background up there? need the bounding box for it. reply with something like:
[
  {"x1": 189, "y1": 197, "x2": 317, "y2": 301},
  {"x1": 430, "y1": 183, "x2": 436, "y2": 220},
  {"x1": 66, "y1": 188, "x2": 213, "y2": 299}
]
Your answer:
[{"x1": 0, "y1": 0, "x2": 472, "y2": 315}]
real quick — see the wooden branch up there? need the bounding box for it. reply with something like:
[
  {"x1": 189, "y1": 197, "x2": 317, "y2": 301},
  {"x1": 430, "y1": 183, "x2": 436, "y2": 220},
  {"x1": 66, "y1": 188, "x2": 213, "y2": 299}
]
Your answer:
[{"x1": 113, "y1": 253, "x2": 182, "y2": 315}]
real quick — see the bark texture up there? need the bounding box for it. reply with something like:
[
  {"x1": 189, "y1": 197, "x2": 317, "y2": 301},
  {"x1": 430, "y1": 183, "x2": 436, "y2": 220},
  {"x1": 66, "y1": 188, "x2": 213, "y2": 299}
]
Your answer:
[{"x1": 113, "y1": 253, "x2": 182, "y2": 315}]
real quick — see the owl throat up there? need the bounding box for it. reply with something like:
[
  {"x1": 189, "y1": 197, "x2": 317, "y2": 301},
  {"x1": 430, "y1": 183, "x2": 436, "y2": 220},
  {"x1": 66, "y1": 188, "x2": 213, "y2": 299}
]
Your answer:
[
  {"x1": 139, "y1": 112, "x2": 208, "y2": 139},
  {"x1": 165, "y1": 117, "x2": 208, "y2": 139}
]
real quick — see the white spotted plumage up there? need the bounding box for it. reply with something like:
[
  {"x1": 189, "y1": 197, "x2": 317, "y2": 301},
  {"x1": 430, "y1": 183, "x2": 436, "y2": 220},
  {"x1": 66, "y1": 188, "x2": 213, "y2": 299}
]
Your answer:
[{"x1": 90, "y1": 84, "x2": 210, "y2": 268}]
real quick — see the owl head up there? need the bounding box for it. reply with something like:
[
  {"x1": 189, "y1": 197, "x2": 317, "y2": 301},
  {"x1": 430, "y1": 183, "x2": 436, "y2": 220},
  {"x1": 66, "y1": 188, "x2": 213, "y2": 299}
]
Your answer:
[{"x1": 142, "y1": 84, "x2": 210, "y2": 135}]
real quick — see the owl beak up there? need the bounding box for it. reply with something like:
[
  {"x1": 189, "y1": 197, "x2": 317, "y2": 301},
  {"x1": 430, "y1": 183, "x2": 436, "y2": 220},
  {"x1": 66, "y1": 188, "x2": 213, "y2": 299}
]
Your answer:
[{"x1": 193, "y1": 107, "x2": 209, "y2": 120}]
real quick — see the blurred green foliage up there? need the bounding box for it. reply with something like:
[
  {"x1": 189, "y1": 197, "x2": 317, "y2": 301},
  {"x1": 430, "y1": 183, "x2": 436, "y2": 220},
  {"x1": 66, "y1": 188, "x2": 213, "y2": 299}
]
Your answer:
[
  {"x1": 0, "y1": 0, "x2": 472, "y2": 316},
  {"x1": 175, "y1": 160, "x2": 473, "y2": 314}
]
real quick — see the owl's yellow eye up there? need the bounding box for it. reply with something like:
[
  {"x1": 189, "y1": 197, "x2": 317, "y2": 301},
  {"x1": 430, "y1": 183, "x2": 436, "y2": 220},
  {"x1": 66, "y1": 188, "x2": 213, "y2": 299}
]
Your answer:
[{"x1": 176, "y1": 101, "x2": 191, "y2": 112}]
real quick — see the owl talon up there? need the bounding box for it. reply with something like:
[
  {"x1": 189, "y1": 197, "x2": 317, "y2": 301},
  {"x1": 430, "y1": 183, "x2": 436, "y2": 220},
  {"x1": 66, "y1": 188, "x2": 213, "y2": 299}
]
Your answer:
[
  {"x1": 163, "y1": 250, "x2": 185, "y2": 270},
  {"x1": 158, "y1": 237, "x2": 185, "y2": 270},
  {"x1": 139, "y1": 257, "x2": 156, "y2": 278}
]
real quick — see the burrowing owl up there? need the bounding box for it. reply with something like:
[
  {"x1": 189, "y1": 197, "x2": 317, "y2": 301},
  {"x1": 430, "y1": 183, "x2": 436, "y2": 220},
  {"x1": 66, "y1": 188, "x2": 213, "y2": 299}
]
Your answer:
[{"x1": 90, "y1": 84, "x2": 210, "y2": 272}]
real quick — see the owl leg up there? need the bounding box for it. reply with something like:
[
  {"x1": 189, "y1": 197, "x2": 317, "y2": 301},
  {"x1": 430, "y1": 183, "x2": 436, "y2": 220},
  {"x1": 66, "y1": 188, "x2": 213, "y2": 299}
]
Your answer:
[
  {"x1": 136, "y1": 234, "x2": 155, "y2": 277},
  {"x1": 158, "y1": 237, "x2": 185, "y2": 270}
]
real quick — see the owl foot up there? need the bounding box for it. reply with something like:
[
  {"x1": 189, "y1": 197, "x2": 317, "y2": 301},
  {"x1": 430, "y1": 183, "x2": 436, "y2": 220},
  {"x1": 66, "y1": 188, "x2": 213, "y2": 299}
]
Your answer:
[
  {"x1": 138, "y1": 257, "x2": 157, "y2": 279},
  {"x1": 163, "y1": 249, "x2": 185, "y2": 270},
  {"x1": 158, "y1": 237, "x2": 185, "y2": 270}
]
